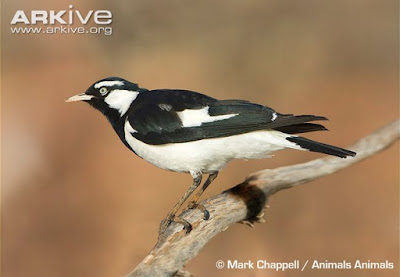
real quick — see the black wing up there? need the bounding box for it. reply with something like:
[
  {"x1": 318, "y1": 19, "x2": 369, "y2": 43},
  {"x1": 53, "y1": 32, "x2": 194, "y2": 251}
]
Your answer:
[{"x1": 127, "y1": 90, "x2": 327, "y2": 145}]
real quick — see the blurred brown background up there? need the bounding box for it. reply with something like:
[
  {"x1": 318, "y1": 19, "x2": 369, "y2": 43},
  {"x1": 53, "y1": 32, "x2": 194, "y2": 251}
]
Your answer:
[{"x1": 1, "y1": 1, "x2": 399, "y2": 276}]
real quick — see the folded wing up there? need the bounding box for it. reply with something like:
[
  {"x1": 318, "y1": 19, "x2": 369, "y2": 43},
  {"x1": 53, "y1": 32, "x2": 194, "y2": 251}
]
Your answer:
[{"x1": 128, "y1": 91, "x2": 328, "y2": 145}]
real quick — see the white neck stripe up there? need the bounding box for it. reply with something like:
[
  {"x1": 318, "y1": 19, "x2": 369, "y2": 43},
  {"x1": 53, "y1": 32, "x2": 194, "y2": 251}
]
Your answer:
[
  {"x1": 104, "y1": 89, "x2": 139, "y2": 116},
  {"x1": 94, "y1": 80, "x2": 124, "y2": 89}
]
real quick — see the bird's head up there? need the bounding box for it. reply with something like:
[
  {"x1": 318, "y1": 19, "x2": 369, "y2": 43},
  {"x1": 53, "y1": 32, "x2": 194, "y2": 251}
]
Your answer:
[{"x1": 66, "y1": 77, "x2": 145, "y2": 117}]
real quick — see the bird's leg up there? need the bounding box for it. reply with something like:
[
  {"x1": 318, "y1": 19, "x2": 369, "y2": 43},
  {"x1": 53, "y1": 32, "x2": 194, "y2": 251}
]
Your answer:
[
  {"x1": 158, "y1": 171, "x2": 202, "y2": 235},
  {"x1": 187, "y1": 172, "x2": 219, "y2": 220}
]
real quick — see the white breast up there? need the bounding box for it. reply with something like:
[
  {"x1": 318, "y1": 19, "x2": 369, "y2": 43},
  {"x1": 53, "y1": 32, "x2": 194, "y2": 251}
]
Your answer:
[{"x1": 124, "y1": 121, "x2": 301, "y2": 173}]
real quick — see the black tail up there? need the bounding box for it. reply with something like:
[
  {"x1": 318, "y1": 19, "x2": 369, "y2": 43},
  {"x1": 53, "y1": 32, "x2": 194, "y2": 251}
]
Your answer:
[
  {"x1": 286, "y1": 136, "x2": 356, "y2": 158},
  {"x1": 275, "y1": 123, "x2": 327, "y2": 134},
  {"x1": 271, "y1": 114, "x2": 328, "y2": 134}
]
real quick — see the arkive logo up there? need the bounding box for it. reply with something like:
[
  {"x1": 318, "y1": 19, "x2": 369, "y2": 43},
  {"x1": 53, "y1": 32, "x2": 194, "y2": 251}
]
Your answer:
[
  {"x1": 11, "y1": 5, "x2": 112, "y2": 25},
  {"x1": 10, "y1": 5, "x2": 113, "y2": 36}
]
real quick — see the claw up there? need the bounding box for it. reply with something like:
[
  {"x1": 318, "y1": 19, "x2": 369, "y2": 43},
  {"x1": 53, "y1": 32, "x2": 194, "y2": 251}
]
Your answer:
[
  {"x1": 173, "y1": 216, "x2": 193, "y2": 233},
  {"x1": 188, "y1": 203, "x2": 210, "y2": 220},
  {"x1": 159, "y1": 215, "x2": 193, "y2": 235}
]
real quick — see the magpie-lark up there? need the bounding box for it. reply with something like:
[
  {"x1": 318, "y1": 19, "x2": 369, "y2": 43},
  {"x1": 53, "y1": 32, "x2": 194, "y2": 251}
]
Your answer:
[{"x1": 67, "y1": 77, "x2": 356, "y2": 234}]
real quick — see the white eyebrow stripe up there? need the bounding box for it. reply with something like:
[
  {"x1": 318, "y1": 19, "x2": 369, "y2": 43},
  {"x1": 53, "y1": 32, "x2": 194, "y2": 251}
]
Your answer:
[
  {"x1": 177, "y1": 106, "x2": 238, "y2": 127},
  {"x1": 94, "y1": 80, "x2": 124, "y2": 89}
]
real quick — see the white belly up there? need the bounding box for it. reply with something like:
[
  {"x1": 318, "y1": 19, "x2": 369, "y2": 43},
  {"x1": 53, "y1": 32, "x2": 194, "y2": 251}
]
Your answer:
[{"x1": 124, "y1": 124, "x2": 301, "y2": 173}]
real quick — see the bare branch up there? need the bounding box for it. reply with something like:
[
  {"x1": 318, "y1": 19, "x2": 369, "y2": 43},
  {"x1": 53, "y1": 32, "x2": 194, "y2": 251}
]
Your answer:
[{"x1": 125, "y1": 119, "x2": 400, "y2": 277}]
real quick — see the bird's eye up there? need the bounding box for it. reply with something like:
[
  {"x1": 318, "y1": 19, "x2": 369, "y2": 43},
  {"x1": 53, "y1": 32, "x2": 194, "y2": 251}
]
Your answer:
[{"x1": 99, "y1": 87, "x2": 108, "y2": 96}]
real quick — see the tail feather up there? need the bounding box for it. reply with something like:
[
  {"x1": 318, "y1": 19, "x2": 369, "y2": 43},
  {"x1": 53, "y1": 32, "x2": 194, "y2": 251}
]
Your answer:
[
  {"x1": 286, "y1": 136, "x2": 356, "y2": 158},
  {"x1": 270, "y1": 114, "x2": 327, "y2": 129},
  {"x1": 275, "y1": 123, "x2": 327, "y2": 134}
]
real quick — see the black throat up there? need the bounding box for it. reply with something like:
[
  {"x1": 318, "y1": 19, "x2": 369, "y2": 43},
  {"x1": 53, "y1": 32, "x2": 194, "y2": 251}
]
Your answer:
[{"x1": 87, "y1": 99, "x2": 134, "y2": 151}]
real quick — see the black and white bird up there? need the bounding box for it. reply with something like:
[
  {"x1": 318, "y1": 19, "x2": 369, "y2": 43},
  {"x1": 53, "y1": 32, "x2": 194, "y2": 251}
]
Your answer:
[{"x1": 67, "y1": 77, "x2": 356, "y2": 234}]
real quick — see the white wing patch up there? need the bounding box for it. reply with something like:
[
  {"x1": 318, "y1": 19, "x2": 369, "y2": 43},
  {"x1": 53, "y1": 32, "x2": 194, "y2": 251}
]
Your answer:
[
  {"x1": 104, "y1": 90, "x2": 139, "y2": 116},
  {"x1": 272, "y1": 112, "x2": 278, "y2": 121},
  {"x1": 177, "y1": 106, "x2": 238, "y2": 127},
  {"x1": 94, "y1": 80, "x2": 124, "y2": 89}
]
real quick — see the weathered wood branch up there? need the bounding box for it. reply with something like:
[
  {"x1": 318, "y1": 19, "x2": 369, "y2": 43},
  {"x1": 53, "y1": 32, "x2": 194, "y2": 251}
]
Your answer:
[{"x1": 126, "y1": 119, "x2": 400, "y2": 277}]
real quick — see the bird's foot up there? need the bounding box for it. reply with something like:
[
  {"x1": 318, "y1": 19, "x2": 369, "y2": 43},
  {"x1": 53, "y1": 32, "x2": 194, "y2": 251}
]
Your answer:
[
  {"x1": 158, "y1": 214, "x2": 192, "y2": 236},
  {"x1": 187, "y1": 202, "x2": 210, "y2": 220}
]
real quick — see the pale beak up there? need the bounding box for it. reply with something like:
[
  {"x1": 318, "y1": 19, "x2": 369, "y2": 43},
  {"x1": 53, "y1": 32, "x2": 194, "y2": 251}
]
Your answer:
[{"x1": 65, "y1": 93, "x2": 94, "y2": 102}]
